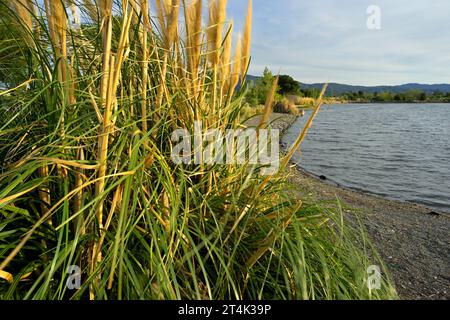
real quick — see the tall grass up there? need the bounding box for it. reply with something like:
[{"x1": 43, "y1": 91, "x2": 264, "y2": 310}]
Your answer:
[{"x1": 0, "y1": 0, "x2": 396, "y2": 300}]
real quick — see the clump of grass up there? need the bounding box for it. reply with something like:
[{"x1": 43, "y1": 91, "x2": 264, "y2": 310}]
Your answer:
[{"x1": 0, "y1": 0, "x2": 396, "y2": 300}]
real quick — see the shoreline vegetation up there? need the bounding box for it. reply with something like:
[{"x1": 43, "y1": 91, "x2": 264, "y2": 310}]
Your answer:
[
  {"x1": 0, "y1": 0, "x2": 398, "y2": 300},
  {"x1": 261, "y1": 113, "x2": 450, "y2": 300},
  {"x1": 245, "y1": 68, "x2": 450, "y2": 113}
]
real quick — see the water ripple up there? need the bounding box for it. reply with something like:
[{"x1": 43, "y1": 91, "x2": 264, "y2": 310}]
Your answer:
[{"x1": 282, "y1": 103, "x2": 450, "y2": 213}]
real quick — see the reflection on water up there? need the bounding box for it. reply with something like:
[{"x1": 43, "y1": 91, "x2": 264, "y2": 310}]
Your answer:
[{"x1": 282, "y1": 103, "x2": 450, "y2": 212}]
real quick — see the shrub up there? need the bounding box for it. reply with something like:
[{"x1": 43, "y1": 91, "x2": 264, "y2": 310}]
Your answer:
[{"x1": 278, "y1": 75, "x2": 300, "y2": 95}]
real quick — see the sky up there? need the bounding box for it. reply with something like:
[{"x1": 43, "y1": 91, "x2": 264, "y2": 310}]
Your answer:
[{"x1": 226, "y1": 0, "x2": 450, "y2": 86}]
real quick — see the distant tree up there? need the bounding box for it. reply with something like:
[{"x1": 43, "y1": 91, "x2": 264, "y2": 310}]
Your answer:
[
  {"x1": 378, "y1": 91, "x2": 393, "y2": 102},
  {"x1": 373, "y1": 92, "x2": 379, "y2": 102},
  {"x1": 300, "y1": 88, "x2": 320, "y2": 98},
  {"x1": 278, "y1": 75, "x2": 300, "y2": 95},
  {"x1": 324, "y1": 88, "x2": 448, "y2": 103},
  {"x1": 246, "y1": 67, "x2": 277, "y2": 105}
]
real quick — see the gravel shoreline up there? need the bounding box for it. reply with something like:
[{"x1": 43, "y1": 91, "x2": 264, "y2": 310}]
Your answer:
[{"x1": 248, "y1": 113, "x2": 450, "y2": 300}]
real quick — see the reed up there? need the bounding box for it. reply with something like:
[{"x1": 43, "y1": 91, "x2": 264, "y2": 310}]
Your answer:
[
  {"x1": 93, "y1": 0, "x2": 113, "y2": 279},
  {"x1": 139, "y1": 0, "x2": 150, "y2": 134},
  {"x1": 83, "y1": 0, "x2": 98, "y2": 22},
  {"x1": 221, "y1": 21, "x2": 233, "y2": 84},
  {"x1": 184, "y1": 0, "x2": 202, "y2": 87},
  {"x1": 258, "y1": 75, "x2": 279, "y2": 129},
  {"x1": 207, "y1": 0, "x2": 227, "y2": 66},
  {"x1": 229, "y1": 33, "x2": 242, "y2": 98},
  {"x1": 0, "y1": 0, "x2": 397, "y2": 300},
  {"x1": 10, "y1": 0, "x2": 32, "y2": 31},
  {"x1": 241, "y1": 0, "x2": 252, "y2": 81}
]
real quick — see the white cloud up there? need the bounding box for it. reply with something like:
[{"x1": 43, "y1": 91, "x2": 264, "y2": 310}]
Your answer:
[{"x1": 228, "y1": 0, "x2": 450, "y2": 85}]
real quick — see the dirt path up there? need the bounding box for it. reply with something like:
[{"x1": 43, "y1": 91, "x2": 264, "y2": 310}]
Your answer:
[{"x1": 248, "y1": 113, "x2": 450, "y2": 300}]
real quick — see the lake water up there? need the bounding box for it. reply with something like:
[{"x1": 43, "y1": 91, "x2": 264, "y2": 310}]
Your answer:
[{"x1": 282, "y1": 103, "x2": 450, "y2": 213}]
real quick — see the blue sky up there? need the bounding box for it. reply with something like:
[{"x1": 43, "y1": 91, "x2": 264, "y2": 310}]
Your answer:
[{"x1": 226, "y1": 0, "x2": 450, "y2": 86}]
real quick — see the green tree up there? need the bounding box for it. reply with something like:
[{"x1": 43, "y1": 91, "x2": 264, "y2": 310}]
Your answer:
[
  {"x1": 246, "y1": 67, "x2": 276, "y2": 105},
  {"x1": 378, "y1": 91, "x2": 393, "y2": 102},
  {"x1": 278, "y1": 74, "x2": 300, "y2": 95},
  {"x1": 300, "y1": 88, "x2": 320, "y2": 98}
]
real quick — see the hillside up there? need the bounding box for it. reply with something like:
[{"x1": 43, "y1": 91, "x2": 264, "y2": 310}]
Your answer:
[
  {"x1": 246, "y1": 75, "x2": 450, "y2": 96},
  {"x1": 301, "y1": 82, "x2": 450, "y2": 96}
]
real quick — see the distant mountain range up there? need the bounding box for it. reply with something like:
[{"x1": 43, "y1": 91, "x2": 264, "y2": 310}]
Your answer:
[{"x1": 246, "y1": 75, "x2": 450, "y2": 96}]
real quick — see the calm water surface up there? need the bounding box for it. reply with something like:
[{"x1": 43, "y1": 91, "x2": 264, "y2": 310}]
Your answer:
[{"x1": 282, "y1": 103, "x2": 450, "y2": 213}]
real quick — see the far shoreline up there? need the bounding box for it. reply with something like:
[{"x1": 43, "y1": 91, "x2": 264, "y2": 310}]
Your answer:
[{"x1": 321, "y1": 101, "x2": 450, "y2": 105}]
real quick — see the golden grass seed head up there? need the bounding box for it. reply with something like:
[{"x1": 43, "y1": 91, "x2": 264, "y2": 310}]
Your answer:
[
  {"x1": 229, "y1": 32, "x2": 242, "y2": 95},
  {"x1": 241, "y1": 0, "x2": 252, "y2": 79},
  {"x1": 100, "y1": 0, "x2": 113, "y2": 19},
  {"x1": 221, "y1": 20, "x2": 233, "y2": 82}
]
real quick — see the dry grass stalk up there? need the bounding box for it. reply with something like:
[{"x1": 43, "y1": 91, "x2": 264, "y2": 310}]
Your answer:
[
  {"x1": 100, "y1": 0, "x2": 113, "y2": 103},
  {"x1": 220, "y1": 21, "x2": 233, "y2": 92},
  {"x1": 139, "y1": 1, "x2": 150, "y2": 134},
  {"x1": 155, "y1": 0, "x2": 166, "y2": 37},
  {"x1": 155, "y1": 0, "x2": 180, "y2": 110},
  {"x1": 100, "y1": 0, "x2": 112, "y2": 19},
  {"x1": 91, "y1": 54, "x2": 116, "y2": 299},
  {"x1": 74, "y1": 147, "x2": 85, "y2": 235},
  {"x1": 92, "y1": 0, "x2": 114, "y2": 298},
  {"x1": 184, "y1": 0, "x2": 202, "y2": 79},
  {"x1": 83, "y1": 0, "x2": 99, "y2": 22},
  {"x1": 241, "y1": 0, "x2": 252, "y2": 80},
  {"x1": 141, "y1": 0, "x2": 151, "y2": 32},
  {"x1": 98, "y1": 184, "x2": 123, "y2": 289},
  {"x1": 44, "y1": 1, "x2": 73, "y2": 143},
  {"x1": 10, "y1": 0, "x2": 33, "y2": 31},
  {"x1": 156, "y1": 0, "x2": 180, "y2": 49},
  {"x1": 258, "y1": 75, "x2": 279, "y2": 129},
  {"x1": 94, "y1": 52, "x2": 115, "y2": 259},
  {"x1": 167, "y1": 0, "x2": 180, "y2": 47},
  {"x1": 44, "y1": 0, "x2": 57, "y2": 45},
  {"x1": 37, "y1": 166, "x2": 51, "y2": 224},
  {"x1": 255, "y1": 84, "x2": 328, "y2": 198},
  {"x1": 228, "y1": 33, "x2": 242, "y2": 98},
  {"x1": 281, "y1": 83, "x2": 328, "y2": 169},
  {"x1": 92, "y1": 9, "x2": 134, "y2": 297},
  {"x1": 50, "y1": 0, "x2": 68, "y2": 57},
  {"x1": 207, "y1": 0, "x2": 227, "y2": 66}
]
